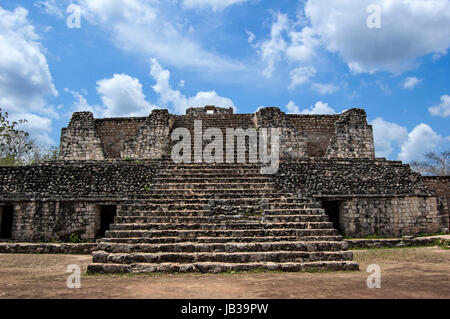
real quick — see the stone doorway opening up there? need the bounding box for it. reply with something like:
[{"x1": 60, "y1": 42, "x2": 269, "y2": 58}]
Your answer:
[
  {"x1": 0, "y1": 205, "x2": 14, "y2": 239},
  {"x1": 322, "y1": 200, "x2": 341, "y2": 232},
  {"x1": 96, "y1": 205, "x2": 117, "y2": 238}
]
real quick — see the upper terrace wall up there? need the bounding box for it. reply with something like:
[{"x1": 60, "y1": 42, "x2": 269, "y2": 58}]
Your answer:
[
  {"x1": 95, "y1": 118, "x2": 146, "y2": 158},
  {"x1": 59, "y1": 106, "x2": 375, "y2": 160}
]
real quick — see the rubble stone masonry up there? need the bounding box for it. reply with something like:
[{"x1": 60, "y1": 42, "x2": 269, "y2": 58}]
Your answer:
[{"x1": 0, "y1": 106, "x2": 448, "y2": 241}]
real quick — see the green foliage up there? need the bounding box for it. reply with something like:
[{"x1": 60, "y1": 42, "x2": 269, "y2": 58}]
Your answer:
[
  {"x1": 0, "y1": 108, "x2": 33, "y2": 165},
  {"x1": 69, "y1": 233, "x2": 82, "y2": 243},
  {"x1": 0, "y1": 108, "x2": 59, "y2": 166}
]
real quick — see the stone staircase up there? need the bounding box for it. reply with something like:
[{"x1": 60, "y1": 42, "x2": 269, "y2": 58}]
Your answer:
[{"x1": 87, "y1": 161, "x2": 359, "y2": 273}]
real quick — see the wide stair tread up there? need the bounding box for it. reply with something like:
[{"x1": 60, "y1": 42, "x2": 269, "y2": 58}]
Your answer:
[{"x1": 87, "y1": 261, "x2": 359, "y2": 273}]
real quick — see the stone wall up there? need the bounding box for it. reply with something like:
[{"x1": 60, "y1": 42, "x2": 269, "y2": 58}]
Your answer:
[
  {"x1": 423, "y1": 176, "x2": 450, "y2": 228},
  {"x1": 0, "y1": 161, "x2": 159, "y2": 241},
  {"x1": 272, "y1": 159, "x2": 448, "y2": 237},
  {"x1": 59, "y1": 112, "x2": 105, "y2": 160},
  {"x1": 255, "y1": 107, "x2": 307, "y2": 158},
  {"x1": 11, "y1": 201, "x2": 98, "y2": 241},
  {"x1": 0, "y1": 161, "x2": 159, "y2": 200},
  {"x1": 95, "y1": 117, "x2": 146, "y2": 158},
  {"x1": 289, "y1": 114, "x2": 339, "y2": 157},
  {"x1": 340, "y1": 196, "x2": 446, "y2": 237},
  {"x1": 186, "y1": 106, "x2": 233, "y2": 115},
  {"x1": 325, "y1": 109, "x2": 375, "y2": 159},
  {"x1": 59, "y1": 106, "x2": 376, "y2": 160},
  {"x1": 273, "y1": 158, "x2": 431, "y2": 197},
  {"x1": 121, "y1": 110, "x2": 172, "y2": 159}
]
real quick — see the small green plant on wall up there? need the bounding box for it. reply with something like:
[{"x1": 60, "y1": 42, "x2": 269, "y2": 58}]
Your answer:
[{"x1": 69, "y1": 233, "x2": 82, "y2": 243}]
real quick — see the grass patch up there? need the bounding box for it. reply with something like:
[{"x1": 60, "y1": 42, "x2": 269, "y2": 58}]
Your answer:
[
  {"x1": 350, "y1": 241, "x2": 441, "y2": 251},
  {"x1": 344, "y1": 235, "x2": 396, "y2": 240},
  {"x1": 415, "y1": 231, "x2": 446, "y2": 238}
]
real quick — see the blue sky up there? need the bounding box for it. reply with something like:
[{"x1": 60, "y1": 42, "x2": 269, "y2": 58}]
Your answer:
[{"x1": 0, "y1": 0, "x2": 449, "y2": 162}]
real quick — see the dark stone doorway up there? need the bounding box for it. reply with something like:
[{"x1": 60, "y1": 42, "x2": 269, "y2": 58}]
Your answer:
[
  {"x1": 0, "y1": 205, "x2": 14, "y2": 239},
  {"x1": 322, "y1": 200, "x2": 341, "y2": 232},
  {"x1": 97, "y1": 205, "x2": 117, "y2": 238}
]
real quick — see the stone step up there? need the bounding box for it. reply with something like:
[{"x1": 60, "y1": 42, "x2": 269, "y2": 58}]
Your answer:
[
  {"x1": 101, "y1": 235, "x2": 344, "y2": 244},
  {"x1": 151, "y1": 183, "x2": 274, "y2": 190},
  {"x1": 159, "y1": 164, "x2": 265, "y2": 169},
  {"x1": 97, "y1": 241, "x2": 348, "y2": 254},
  {"x1": 157, "y1": 169, "x2": 263, "y2": 174},
  {"x1": 105, "y1": 228, "x2": 338, "y2": 238},
  {"x1": 119, "y1": 197, "x2": 311, "y2": 205},
  {"x1": 117, "y1": 209, "x2": 326, "y2": 217},
  {"x1": 123, "y1": 190, "x2": 301, "y2": 199},
  {"x1": 120, "y1": 203, "x2": 316, "y2": 212},
  {"x1": 87, "y1": 260, "x2": 359, "y2": 274},
  {"x1": 109, "y1": 222, "x2": 335, "y2": 231},
  {"x1": 102, "y1": 236, "x2": 301, "y2": 244},
  {"x1": 92, "y1": 250, "x2": 354, "y2": 264},
  {"x1": 114, "y1": 214, "x2": 329, "y2": 224},
  {"x1": 298, "y1": 235, "x2": 344, "y2": 241},
  {"x1": 152, "y1": 177, "x2": 272, "y2": 184},
  {"x1": 264, "y1": 207, "x2": 325, "y2": 213},
  {"x1": 156, "y1": 173, "x2": 268, "y2": 179}
]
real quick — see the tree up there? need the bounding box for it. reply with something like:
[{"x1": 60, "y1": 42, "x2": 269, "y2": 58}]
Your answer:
[
  {"x1": 0, "y1": 108, "x2": 59, "y2": 166},
  {"x1": 0, "y1": 108, "x2": 33, "y2": 165},
  {"x1": 410, "y1": 149, "x2": 450, "y2": 176},
  {"x1": 28, "y1": 144, "x2": 60, "y2": 164}
]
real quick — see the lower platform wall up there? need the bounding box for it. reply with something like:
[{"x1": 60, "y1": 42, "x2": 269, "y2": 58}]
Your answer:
[
  {"x1": 9, "y1": 201, "x2": 109, "y2": 242},
  {"x1": 2, "y1": 196, "x2": 448, "y2": 241},
  {"x1": 340, "y1": 196, "x2": 448, "y2": 237}
]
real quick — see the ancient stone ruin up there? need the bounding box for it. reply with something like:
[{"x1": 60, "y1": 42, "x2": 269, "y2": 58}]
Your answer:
[{"x1": 0, "y1": 106, "x2": 448, "y2": 273}]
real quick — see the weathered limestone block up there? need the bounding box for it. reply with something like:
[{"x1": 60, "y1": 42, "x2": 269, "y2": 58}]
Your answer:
[
  {"x1": 255, "y1": 107, "x2": 307, "y2": 159},
  {"x1": 340, "y1": 196, "x2": 448, "y2": 238},
  {"x1": 60, "y1": 112, "x2": 105, "y2": 160},
  {"x1": 325, "y1": 109, "x2": 375, "y2": 159},
  {"x1": 121, "y1": 109, "x2": 171, "y2": 159},
  {"x1": 11, "y1": 201, "x2": 97, "y2": 241}
]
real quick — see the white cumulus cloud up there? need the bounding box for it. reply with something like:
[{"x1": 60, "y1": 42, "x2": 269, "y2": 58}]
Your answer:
[
  {"x1": 402, "y1": 77, "x2": 422, "y2": 90},
  {"x1": 398, "y1": 123, "x2": 445, "y2": 162},
  {"x1": 96, "y1": 74, "x2": 157, "y2": 117},
  {"x1": 285, "y1": 101, "x2": 336, "y2": 115},
  {"x1": 255, "y1": 0, "x2": 450, "y2": 78},
  {"x1": 311, "y1": 83, "x2": 339, "y2": 95},
  {"x1": 78, "y1": 0, "x2": 240, "y2": 71},
  {"x1": 183, "y1": 0, "x2": 247, "y2": 11},
  {"x1": 304, "y1": 0, "x2": 450, "y2": 73},
  {"x1": 35, "y1": 0, "x2": 64, "y2": 19},
  {"x1": 256, "y1": 13, "x2": 289, "y2": 78},
  {"x1": 429, "y1": 94, "x2": 450, "y2": 118},
  {"x1": 0, "y1": 6, "x2": 58, "y2": 146},
  {"x1": 150, "y1": 58, "x2": 236, "y2": 114},
  {"x1": 289, "y1": 66, "x2": 316, "y2": 90},
  {"x1": 371, "y1": 118, "x2": 409, "y2": 159}
]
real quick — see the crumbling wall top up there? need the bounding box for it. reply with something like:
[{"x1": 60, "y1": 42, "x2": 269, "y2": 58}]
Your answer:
[
  {"x1": 68, "y1": 112, "x2": 95, "y2": 128},
  {"x1": 186, "y1": 106, "x2": 233, "y2": 115}
]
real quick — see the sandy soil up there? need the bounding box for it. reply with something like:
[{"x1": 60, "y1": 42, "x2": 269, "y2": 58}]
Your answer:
[{"x1": 0, "y1": 246, "x2": 448, "y2": 299}]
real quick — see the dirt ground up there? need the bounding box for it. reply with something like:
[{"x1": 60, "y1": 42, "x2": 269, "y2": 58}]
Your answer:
[{"x1": 0, "y1": 246, "x2": 448, "y2": 299}]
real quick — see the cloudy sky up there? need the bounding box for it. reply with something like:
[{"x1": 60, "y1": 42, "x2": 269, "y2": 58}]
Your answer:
[{"x1": 0, "y1": 0, "x2": 449, "y2": 162}]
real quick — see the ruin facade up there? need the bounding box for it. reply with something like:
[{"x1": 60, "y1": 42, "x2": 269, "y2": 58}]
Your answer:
[{"x1": 0, "y1": 106, "x2": 448, "y2": 273}]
